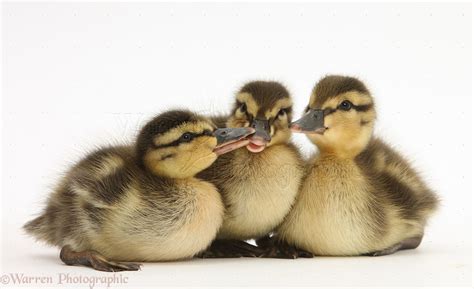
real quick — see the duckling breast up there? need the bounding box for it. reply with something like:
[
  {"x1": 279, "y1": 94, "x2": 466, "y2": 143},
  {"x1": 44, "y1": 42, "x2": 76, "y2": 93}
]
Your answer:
[
  {"x1": 278, "y1": 157, "x2": 385, "y2": 256},
  {"x1": 216, "y1": 144, "x2": 304, "y2": 240}
]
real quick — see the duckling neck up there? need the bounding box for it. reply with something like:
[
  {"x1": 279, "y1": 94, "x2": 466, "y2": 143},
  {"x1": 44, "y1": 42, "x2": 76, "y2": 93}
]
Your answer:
[
  {"x1": 317, "y1": 147, "x2": 360, "y2": 161},
  {"x1": 313, "y1": 151, "x2": 354, "y2": 165},
  {"x1": 316, "y1": 134, "x2": 372, "y2": 160},
  {"x1": 309, "y1": 152, "x2": 362, "y2": 185}
]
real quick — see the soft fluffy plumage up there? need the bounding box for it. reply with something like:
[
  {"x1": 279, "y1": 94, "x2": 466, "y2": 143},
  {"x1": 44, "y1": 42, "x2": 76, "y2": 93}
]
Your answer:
[{"x1": 277, "y1": 76, "x2": 439, "y2": 256}]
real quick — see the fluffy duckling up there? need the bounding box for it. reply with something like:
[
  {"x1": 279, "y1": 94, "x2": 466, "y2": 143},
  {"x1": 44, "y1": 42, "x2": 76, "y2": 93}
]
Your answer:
[
  {"x1": 276, "y1": 75, "x2": 439, "y2": 256},
  {"x1": 24, "y1": 110, "x2": 254, "y2": 271},
  {"x1": 198, "y1": 81, "x2": 305, "y2": 257}
]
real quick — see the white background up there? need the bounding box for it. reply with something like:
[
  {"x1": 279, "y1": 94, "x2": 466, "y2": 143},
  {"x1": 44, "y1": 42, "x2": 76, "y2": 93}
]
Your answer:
[{"x1": 1, "y1": 2, "x2": 472, "y2": 288}]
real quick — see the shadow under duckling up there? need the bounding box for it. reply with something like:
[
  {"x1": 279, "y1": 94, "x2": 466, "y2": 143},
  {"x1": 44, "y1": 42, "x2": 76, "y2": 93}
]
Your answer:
[
  {"x1": 274, "y1": 75, "x2": 439, "y2": 257},
  {"x1": 198, "y1": 81, "x2": 305, "y2": 258},
  {"x1": 23, "y1": 110, "x2": 254, "y2": 271}
]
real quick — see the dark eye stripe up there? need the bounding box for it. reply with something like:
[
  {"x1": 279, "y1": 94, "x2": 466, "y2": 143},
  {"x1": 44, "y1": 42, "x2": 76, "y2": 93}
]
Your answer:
[
  {"x1": 352, "y1": 103, "x2": 373, "y2": 112},
  {"x1": 324, "y1": 108, "x2": 337, "y2": 116},
  {"x1": 202, "y1": 129, "x2": 213, "y2": 136},
  {"x1": 323, "y1": 103, "x2": 373, "y2": 115},
  {"x1": 154, "y1": 130, "x2": 213, "y2": 149}
]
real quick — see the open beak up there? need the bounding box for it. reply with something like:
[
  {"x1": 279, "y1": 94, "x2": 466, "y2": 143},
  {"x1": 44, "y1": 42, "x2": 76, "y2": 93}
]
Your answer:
[
  {"x1": 247, "y1": 119, "x2": 271, "y2": 153},
  {"x1": 291, "y1": 109, "x2": 326, "y2": 134},
  {"x1": 213, "y1": 127, "x2": 255, "y2": 155}
]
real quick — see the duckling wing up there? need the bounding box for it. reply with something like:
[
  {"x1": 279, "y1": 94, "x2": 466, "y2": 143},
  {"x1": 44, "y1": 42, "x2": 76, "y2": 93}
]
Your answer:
[
  {"x1": 356, "y1": 138, "x2": 439, "y2": 222},
  {"x1": 23, "y1": 146, "x2": 137, "y2": 247}
]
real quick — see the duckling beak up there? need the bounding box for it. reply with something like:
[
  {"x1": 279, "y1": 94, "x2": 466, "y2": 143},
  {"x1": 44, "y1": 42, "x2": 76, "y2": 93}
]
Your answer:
[
  {"x1": 291, "y1": 109, "x2": 326, "y2": 134},
  {"x1": 247, "y1": 119, "x2": 271, "y2": 153},
  {"x1": 251, "y1": 119, "x2": 272, "y2": 142},
  {"x1": 213, "y1": 127, "x2": 255, "y2": 155}
]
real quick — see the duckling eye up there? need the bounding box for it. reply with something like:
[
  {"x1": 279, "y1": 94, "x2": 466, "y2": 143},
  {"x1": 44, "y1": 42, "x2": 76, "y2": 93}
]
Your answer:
[
  {"x1": 278, "y1": 109, "x2": 286, "y2": 117},
  {"x1": 339, "y1": 100, "x2": 353, "y2": 111},
  {"x1": 180, "y1": 132, "x2": 193, "y2": 142},
  {"x1": 240, "y1": 103, "x2": 247, "y2": 113}
]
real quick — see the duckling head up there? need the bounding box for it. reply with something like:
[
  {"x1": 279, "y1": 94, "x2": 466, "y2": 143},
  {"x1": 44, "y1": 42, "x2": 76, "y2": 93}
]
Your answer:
[
  {"x1": 137, "y1": 110, "x2": 254, "y2": 178},
  {"x1": 227, "y1": 81, "x2": 294, "y2": 153},
  {"x1": 292, "y1": 75, "x2": 376, "y2": 158}
]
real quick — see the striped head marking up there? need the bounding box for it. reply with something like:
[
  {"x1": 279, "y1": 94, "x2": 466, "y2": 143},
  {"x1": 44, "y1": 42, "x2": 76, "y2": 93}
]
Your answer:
[
  {"x1": 292, "y1": 75, "x2": 376, "y2": 158},
  {"x1": 227, "y1": 81, "x2": 293, "y2": 153}
]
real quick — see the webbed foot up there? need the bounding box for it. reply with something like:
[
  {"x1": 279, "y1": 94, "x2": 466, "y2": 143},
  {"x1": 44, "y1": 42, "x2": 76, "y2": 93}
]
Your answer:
[
  {"x1": 197, "y1": 239, "x2": 264, "y2": 258},
  {"x1": 257, "y1": 235, "x2": 313, "y2": 259},
  {"x1": 363, "y1": 235, "x2": 423, "y2": 257},
  {"x1": 60, "y1": 245, "x2": 142, "y2": 272}
]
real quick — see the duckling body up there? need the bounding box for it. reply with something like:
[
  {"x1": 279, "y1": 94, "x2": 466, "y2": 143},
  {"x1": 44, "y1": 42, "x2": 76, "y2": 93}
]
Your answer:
[
  {"x1": 280, "y1": 139, "x2": 436, "y2": 256},
  {"x1": 204, "y1": 141, "x2": 303, "y2": 240},
  {"x1": 26, "y1": 146, "x2": 223, "y2": 261},
  {"x1": 198, "y1": 81, "x2": 304, "y2": 256},
  {"x1": 24, "y1": 110, "x2": 253, "y2": 270},
  {"x1": 278, "y1": 76, "x2": 438, "y2": 256}
]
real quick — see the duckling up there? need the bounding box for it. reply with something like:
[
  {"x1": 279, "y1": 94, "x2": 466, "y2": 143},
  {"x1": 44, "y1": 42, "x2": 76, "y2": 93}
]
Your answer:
[
  {"x1": 23, "y1": 110, "x2": 254, "y2": 271},
  {"x1": 198, "y1": 81, "x2": 305, "y2": 257},
  {"x1": 274, "y1": 75, "x2": 439, "y2": 256}
]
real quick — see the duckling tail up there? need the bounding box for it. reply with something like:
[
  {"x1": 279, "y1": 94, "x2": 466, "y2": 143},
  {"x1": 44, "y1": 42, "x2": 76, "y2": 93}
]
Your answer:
[
  {"x1": 23, "y1": 213, "x2": 57, "y2": 246},
  {"x1": 418, "y1": 190, "x2": 441, "y2": 219},
  {"x1": 23, "y1": 214, "x2": 47, "y2": 236},
  {"x1": 23, "y1": 215, "x2": 46, "y2": 235}
]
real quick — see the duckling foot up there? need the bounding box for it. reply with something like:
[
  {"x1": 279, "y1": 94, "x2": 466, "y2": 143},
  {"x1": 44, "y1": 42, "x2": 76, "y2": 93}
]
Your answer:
[
  {"x1": 256, "y1": 236, "x2": 313, "y2": 259},
  {"x1": 255, "y1": 235, "x2": 274, "y2": 249},
  {"x1": 363, "y1": 235, "x2": 423, "y2": 257},
  {"x1": 60, "y1": 245, "x2": 142, "y2": 272},
  {"x1": 197, "y1": 240, "x2": 264, "y2": 258},
  {"x1": 263, "y1": 243, "x2": 314, "y2": 259}
]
